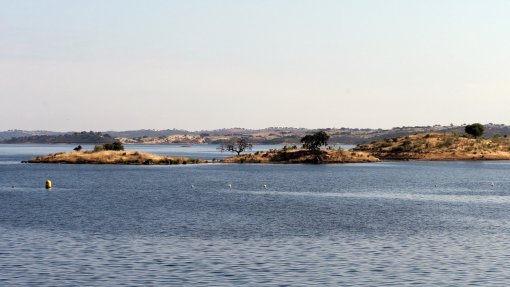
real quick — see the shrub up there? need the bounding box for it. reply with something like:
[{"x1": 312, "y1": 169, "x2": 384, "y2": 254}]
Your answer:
[
  {"x1": 392, "y1": 140, "x2": 413, "y2": 153},
  {"x1": 112, "y1": 141, "x2": 124, "y2": 151},
  {"x1": 391, "y1": 146, "x2": 404, "y2": 153},
  {"x1": 94, "y1": 145, "x2": 104, "y2": 152},
  {"x1": 437, "y1": 136, "x2": 455, "y2": 148},
  {"x1": 95, "y1": 141, "x2": 124, "y2": 152}
]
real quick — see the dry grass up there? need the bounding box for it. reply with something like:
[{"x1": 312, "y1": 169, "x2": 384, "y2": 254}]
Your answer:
[
  {"x1": 222, "y1": 148, "x2": 379, "y2": 164},
  {"x1": 355, "y1": 133, "x2": 510, "y2": 160},
  {"x1": 27, "y1": 150, "x2": 203, "y2": 165}
]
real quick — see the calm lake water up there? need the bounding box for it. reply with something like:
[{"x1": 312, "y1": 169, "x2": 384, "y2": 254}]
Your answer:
[{"x1": 1, "y1": 144, "x2": 510, "y2": 286}]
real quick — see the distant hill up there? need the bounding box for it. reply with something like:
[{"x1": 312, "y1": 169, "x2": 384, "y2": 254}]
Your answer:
[
  {"x1": 3, "y1": 124, "x2": 510, "y2": 145},
  {"x1": 0, "y1": 130, "x2": 63, "y2": 141},
  {"x1": 106, "y1": 129, "x2": 190, "y2": 138},
  {"x1": 1, "y1": 131, "x2": 114, "y2": 144}
]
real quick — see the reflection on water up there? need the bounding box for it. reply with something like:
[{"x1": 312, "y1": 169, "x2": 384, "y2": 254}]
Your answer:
[{"x1": 1, "y1": 145, "x2": 510, "y2": 286}]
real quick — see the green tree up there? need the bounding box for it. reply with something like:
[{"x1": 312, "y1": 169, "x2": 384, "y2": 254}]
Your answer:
[
  {"x1": 465, "y1": 123, "x2": 484, "y2": 138},
  {"x1": 219, "y1": 138, "x2": 253, "y2": 156},
  {"x1": 300, "y1": 131, "x2": 330, "y2": 152}
]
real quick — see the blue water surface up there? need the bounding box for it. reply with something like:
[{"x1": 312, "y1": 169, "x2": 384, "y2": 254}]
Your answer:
[{"x1": 1, "y1": 144, "x2": 510, "y2": 286}]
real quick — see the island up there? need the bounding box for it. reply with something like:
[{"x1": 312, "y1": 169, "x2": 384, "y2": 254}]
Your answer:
[
  {"x1": 25, "y1": 150, "x2": 203, "y2": 165},
  {"x1": 222, "y1": 148, "x2": 379, "y2": 164}
]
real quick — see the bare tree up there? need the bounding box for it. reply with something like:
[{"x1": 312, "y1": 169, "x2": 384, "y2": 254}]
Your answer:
[{"x1": 219, "y1": 138, "x2": 253, "y2": 156}]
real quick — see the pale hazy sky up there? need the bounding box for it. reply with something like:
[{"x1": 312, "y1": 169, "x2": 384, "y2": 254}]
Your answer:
[{"x1": 1, "y1": 0, "x2": 510, "y2": 131}]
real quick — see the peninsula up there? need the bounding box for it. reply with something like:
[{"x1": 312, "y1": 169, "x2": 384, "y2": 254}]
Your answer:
[{"x1": 354, "y1": 133, "x2": 510, "y2": 161}]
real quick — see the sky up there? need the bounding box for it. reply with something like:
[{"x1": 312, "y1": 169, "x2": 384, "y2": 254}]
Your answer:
[{"x1": 1, "y1": 0, "x2": 510, "y2": 131}]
